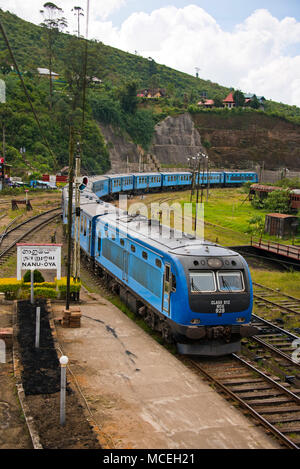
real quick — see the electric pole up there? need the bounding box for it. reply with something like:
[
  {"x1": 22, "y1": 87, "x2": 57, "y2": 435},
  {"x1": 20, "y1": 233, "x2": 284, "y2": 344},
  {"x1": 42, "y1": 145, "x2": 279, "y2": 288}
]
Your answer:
[
  {"x1": 73, "y1": 140, "x2": 81, "y2": 282},
  {"x1": 66, "y1": 125, "x2": 75, "y2": 311}
]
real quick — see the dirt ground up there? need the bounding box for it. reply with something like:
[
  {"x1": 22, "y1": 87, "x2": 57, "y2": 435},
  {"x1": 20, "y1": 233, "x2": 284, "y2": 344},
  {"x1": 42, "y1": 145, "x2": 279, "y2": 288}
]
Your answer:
[{"x1": 0, "y1": 304, "x2": 32, "y2": 449}]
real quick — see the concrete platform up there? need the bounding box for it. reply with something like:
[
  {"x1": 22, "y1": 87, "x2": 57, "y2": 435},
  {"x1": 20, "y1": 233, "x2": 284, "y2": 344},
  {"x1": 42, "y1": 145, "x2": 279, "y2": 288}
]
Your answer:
[{"x1": 52, "y1": 291, "x2": 280, "y2": 449}]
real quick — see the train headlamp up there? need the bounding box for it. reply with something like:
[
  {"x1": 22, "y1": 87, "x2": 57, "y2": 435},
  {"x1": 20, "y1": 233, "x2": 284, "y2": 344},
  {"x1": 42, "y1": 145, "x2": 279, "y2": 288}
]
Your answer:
[
  {"x1": 190, "y1": 319, "x2": 201, "y2": 325},
  {"x1": 207, "y1": 258, "x2": 223, "y2": 268}
]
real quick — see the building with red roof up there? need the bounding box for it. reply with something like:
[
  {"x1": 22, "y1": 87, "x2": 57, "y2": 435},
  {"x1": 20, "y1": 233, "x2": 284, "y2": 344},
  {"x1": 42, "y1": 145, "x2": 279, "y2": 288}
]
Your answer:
[
  {"x1": 223, "y1": 92, "x2": 235, "y2": 109},
  {"x1": 197, "y1": 99, "x2": 215, "y2": 108}
]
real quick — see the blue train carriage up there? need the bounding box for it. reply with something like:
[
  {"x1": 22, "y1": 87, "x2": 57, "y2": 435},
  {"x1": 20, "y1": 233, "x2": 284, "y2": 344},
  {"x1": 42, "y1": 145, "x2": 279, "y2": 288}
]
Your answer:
[
  {"x1": 208, "y1": 172, "x2": 224, "y2": 186},
  {"x1": 224, "y1": 171, "x2": 258, "y2": 186},
  {"x1": 194, "y1": 171, "x2": 223, "y2": 186},
  {"x1": 88, "y1": 175, "x2": 110, "y2": 199},
  {"x1": 132, "y1": 172, "x2": 162, "y2": 193},
  {"x1": 121, "y1": 174, "x2": 134, "y2": 193},
  {"x1": 177, "y1": 172, "x2": 192, "y2": 188},
  {"x1": 106, "y1": 174, "x2": 123, "y2": 196},
  {"x1": 161, "y1": 172, "x2": 183, "y2": 190},
  {"x1": 79, "y1": 194, "x2": 118, "y2": 254},
  {"x1": 92, "y1": 209, "x2": 256, "y2": 356}
]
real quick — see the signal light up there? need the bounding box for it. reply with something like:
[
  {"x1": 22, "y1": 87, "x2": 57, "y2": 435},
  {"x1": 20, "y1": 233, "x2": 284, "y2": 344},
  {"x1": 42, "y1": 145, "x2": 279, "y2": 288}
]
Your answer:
[{"x1": 79, "y1": 176, "x2": 88, "y2": 192}]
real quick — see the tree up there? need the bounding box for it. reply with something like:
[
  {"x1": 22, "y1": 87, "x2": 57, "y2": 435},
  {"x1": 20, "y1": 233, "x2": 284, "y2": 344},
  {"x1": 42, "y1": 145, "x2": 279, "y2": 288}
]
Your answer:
[
  {"x1": 40, "y1": 2, "x2": 68, "y2": 110},
  {"x1": 0, "y1": 104, "x2": 13, "y2": 161},
  {"x1": 149, "y1": 73, "x2": 160, "y2": 94},
  {"x1": 250, "y1": 94, "x2": 260, "y2": 109},
  {"x1": 119, "y1": 81, "x2": 138, "y2": 114},
  {"x1": 148, "y1": 58, "x2": 157, "y2": 76},
  {"x1": 72, "y1": 6, "x2": 84, "y2": 38},
  {"x1": 213, "y1": 96, "x2": 223, "y2": 108},
  {"x1": 265, "y1": 190, "x2": 291, "y2": 213},
  {"x1": 247, "y1": 215, "x2": 264, "y2": 236},
  {"x1": 233, "y1": 90, "x2": 245, "y2": 107},
  {"x1": 0, "y1": 50, "x2": 12, "y2": 75}
]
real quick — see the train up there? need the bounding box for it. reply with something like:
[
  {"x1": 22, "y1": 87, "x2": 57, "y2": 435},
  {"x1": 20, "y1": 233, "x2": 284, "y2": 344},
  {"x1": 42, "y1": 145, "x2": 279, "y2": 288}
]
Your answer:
[
  {"x1": 62, "y1": 170, "x2": 258, "y2": 356},
  {"x1": 86, "y1": 171, "x2": 258, "y2": 199}
]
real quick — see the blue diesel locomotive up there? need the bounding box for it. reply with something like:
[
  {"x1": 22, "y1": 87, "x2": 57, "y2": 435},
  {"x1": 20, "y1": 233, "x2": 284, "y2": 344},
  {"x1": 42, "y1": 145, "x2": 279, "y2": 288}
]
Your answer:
[{"x1": 62, "y1": 169, "x2": 258, "y2": 356}]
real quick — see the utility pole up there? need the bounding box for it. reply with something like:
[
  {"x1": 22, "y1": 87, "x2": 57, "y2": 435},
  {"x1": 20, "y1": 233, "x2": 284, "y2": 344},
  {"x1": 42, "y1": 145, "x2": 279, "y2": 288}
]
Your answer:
[
  {"x1": 206, "y1": 157, "x2": 210, "y2": 202},
  {"x1": 73, "y1": 140, "x2": 81, "y2": 282},
  {"x1": 66, "y1": 126, "x2": 75, "y2": 311}
]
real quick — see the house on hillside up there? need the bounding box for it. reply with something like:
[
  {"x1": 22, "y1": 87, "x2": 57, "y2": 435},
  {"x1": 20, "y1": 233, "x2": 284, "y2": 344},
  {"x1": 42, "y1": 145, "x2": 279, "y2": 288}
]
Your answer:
[
  {"x1": 37, "y1": 68, "x2": 59, "y2": 80},
  {"x1": 197, "y1": 99, "x2": 215, "y2": 108},
  {"x1": 244, "y1": 94, "x2": 266, "y2": 110},
  {"x1": 223, "y1": 92, "x2": 235, "y2": 109},
  {"x1": 137, "y1": 88, "x2": 167, "y2": 98}
]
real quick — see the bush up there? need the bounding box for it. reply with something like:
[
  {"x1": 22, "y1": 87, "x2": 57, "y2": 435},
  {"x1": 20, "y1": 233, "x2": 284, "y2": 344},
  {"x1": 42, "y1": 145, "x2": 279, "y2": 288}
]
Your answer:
[
  {"x1": 264, "y1": 190, "x2": 291, "y2": 213},
  {"x1": 22, "y1": 281, "x2": 56, "y2": 289},
  {"x1": 56, "y1": 277, "x2": 81, "y2": 298},
  {"x1": 34, "y1": 287, "x2": 57, "y2": 299},
  {"x1": 0, "y1": 278, "x2": 22, "y2": 299},
  {"x1": 23, "y1": 270, "x2": 45, "y2": 283}
]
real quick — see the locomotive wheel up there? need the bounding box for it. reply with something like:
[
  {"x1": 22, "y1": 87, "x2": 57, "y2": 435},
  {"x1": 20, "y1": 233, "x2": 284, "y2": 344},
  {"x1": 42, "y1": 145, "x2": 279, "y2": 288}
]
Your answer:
[
  {"x1": 145, "y1": 310, "x2": 156, "y2": 330},
  {"x1": 161, "y1": 322, "x2": 174, "y2": 344}
]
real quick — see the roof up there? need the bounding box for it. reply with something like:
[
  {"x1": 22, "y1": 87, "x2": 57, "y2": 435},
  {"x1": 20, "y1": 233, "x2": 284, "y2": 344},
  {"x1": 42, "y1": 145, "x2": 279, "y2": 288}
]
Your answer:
[
  {"x1": 37, "y1": 68, "x2": 59, "y2": 76},
  {"x1": 250, "y1": 184, "x2": 284, "y2": 192},
  {"x1": 266, "y1": 213, "x2": 297, "y2": 219},
  {"x1": 198, "y1": 99, "x2": 214, "y2": 106},
  {"x1": 223, "y1": 92, "x2": 235, "y2": 103}
]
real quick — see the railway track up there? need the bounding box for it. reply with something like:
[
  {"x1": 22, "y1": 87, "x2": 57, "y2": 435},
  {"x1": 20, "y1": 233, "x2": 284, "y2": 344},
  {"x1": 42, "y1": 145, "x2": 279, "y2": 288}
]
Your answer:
[
  {"x1": 253, "y1": 282, "x2": 300, "y2": 317},
  {"x1": 191, "y1": 354, "x2": 300, "y2": 449},
  {"x1": 0, "y1": 207, "x2": 61, "y2": 265}
]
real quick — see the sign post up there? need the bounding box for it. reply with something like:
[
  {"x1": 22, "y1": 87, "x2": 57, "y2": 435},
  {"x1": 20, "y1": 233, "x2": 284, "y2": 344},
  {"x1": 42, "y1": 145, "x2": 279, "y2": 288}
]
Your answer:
[
  {"x1": 35, "y1": 306, "x2": 40, "y2": 348},
  {"x1": 17, "y1": 244, "x2": 62, "y2": 281},
  {"x1": 30, "y1": 269, "x2": 34, "y2": 304}
]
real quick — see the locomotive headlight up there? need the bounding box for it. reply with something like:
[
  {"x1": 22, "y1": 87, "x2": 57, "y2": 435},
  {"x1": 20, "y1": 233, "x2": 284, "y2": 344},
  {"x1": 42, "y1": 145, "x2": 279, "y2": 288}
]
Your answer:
[
  {"x1": 236, "y1": 317, "x2": 245, "y2": 323},
  {"x1": 191, "y1": 319, "x2": 201, "y2": 324},
  {"x1": 207, "y1": 258, "x2": 223, "y2": 268}
]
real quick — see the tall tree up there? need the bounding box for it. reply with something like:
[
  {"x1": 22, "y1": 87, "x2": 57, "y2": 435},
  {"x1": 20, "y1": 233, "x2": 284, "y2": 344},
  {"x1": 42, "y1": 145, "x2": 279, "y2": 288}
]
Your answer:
[
  {"x1": 250, "y1": 94, "x2": 260, "y2": 109},
  {"x1": 72, "y1": 6, "x2": 84, "y2": 38},
  {"x1": 40, "y1": 2, "x2": 67, "y2": 110},
  {"x1": 233, "y1": 89, "x2": 245, "y2": 107},
  {"x1": 119, "y1": 81, "x2": 138, "y2": 114}
]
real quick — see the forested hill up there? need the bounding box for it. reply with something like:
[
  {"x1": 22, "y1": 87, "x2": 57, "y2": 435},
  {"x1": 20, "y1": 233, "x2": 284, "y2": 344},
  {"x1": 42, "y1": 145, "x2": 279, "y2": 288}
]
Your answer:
[{"x1": 0, "y1": 8, "x2": 300, "y2": 177}]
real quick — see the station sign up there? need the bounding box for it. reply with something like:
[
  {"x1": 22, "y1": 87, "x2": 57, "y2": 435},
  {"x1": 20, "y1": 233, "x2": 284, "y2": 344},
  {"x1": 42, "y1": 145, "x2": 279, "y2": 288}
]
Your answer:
[{"x1": 17, "y1": 243, "x2": 62, "y2": 280}]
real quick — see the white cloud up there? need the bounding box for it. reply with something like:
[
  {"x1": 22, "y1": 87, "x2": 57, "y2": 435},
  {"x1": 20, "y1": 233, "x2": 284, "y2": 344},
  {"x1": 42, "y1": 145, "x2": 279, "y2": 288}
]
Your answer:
[
  {"x1": 91, "y1": 5, "x2": 300, "y2": 106},
  {"x1": 1, "y1": 3, "x2": 300, "y2": 106},
  {"x1": 0, "y1": 0, "x2": 126, "y2": 34}
]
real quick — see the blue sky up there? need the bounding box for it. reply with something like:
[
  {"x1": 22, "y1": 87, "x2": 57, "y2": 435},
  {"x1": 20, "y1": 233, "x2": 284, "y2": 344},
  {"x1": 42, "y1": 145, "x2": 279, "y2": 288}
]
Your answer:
[
  {"x1": 1, "y1": 1, "x2": 300, "y2": 106},
  {"x1": 110, "y1": 1, "x2": 300, "y2": 29}
]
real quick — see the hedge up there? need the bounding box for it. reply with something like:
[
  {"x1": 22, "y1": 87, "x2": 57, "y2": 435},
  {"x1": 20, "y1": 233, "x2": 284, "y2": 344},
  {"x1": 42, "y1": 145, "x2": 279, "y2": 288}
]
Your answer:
[{"x1": 0, "y1": 277, "x2": 81, "y2": 299}]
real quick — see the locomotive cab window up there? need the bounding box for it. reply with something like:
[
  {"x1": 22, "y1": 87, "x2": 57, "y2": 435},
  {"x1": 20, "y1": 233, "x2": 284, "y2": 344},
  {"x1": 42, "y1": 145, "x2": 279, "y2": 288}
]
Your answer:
[
  {"x1": 217, "y1": 271, "x2": 244, "y2": 292},
  {"x1": 190, "y1": 271, "x2": 216, "y2": 293}
]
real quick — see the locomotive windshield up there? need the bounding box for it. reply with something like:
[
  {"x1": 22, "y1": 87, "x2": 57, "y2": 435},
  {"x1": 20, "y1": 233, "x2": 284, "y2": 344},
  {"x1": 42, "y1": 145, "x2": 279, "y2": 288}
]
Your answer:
[
  {"x1": 190, "y1": 270, "x2": 245, "y2": 293},
  {"x1": 190, "y1": 272, "x2": 216, "y2": 292},
  {"x1": 217, "y1": 271, "x2": 244, "y2": 292}
]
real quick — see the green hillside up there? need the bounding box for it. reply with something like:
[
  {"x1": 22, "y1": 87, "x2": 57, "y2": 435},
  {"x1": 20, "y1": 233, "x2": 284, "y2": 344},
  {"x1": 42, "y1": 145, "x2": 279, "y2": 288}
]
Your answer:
[{"x1": 0, "y1": 8, "x2": 300, "y2": 177}]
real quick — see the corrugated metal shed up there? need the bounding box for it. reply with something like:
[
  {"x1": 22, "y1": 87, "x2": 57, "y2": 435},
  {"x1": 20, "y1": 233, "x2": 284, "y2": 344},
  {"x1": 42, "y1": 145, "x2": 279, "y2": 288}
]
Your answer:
[{"x1": 264, "y1": 213, "x2": 298, "y2": 238}]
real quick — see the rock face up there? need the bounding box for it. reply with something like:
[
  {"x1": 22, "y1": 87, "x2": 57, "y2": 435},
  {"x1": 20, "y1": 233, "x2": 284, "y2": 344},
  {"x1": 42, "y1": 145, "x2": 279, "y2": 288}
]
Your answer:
[
  {"x1": 191, "y1": 112, "x2": 300, "y2": 170},
  {"x1": 150, "y1": 113, "x2": 204, "y2": 165},
  {"x1": 98, "y1": 111, "x2": 300, "y2": 172},
  {"x1": 97, "y1": 123, "x2": 141, "y2": 173}
]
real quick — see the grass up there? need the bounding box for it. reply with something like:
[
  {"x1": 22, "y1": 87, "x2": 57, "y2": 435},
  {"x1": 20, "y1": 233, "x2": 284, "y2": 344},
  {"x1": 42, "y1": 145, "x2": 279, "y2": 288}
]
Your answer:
[
  {"x1": 251, "y1": 270, "x2": 300, "y2": 298},
  {"x1": 127, "y1": 188, "x2": 300, "y2": 247}
]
